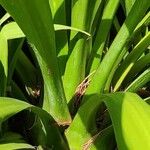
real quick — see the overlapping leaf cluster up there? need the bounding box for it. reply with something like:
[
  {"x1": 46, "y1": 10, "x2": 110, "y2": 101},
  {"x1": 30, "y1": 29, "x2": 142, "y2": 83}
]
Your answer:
[{"x1": 0, "y1": 0, "x2": 150, "y2": 149}]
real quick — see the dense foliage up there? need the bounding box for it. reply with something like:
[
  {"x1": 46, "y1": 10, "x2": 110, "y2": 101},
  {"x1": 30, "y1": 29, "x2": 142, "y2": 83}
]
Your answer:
[{"x1": 0, "y1": 0, "x2": 150, "y2": 149}]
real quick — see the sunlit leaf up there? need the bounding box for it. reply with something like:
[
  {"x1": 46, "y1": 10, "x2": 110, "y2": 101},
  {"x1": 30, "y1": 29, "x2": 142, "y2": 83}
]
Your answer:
[{"x1": 103, "y1": 92, "x2": 150, "y2": 150}]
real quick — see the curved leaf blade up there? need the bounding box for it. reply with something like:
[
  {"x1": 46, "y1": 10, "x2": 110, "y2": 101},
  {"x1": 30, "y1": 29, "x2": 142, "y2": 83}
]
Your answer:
[
  {"x1": 1, "y1": 22, "x2": 91, "y2": 40},
  {"x1": 0, "y1": 97, "x2": 68, "y2": 149},
  {"x1": 0, "y1": 143, "x2": 35, "y2": 150},
  {"x1": 126, "y1": 68, "x2": 150, "y2": 92},
  {"x1": 103, "y1": 92, "x2": 150, "y2": 150},
  {"x1": 0, "y1": 0, "x2": 71, "y2": 124},
  {"x1": 113, "y1": 32, "x2": 150, "y2": 91},
  {"x1": 85, "y1": 0, "x2": 150, "y2": 95},
  {"x1": 65, "y1": 94, "x2": 103, "y2": 150}
]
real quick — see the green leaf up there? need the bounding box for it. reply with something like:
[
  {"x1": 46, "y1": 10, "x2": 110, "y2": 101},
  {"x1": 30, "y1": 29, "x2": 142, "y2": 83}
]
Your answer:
[
  {"x1": 65, "y1": 94, "x2": 103, "y2": 149},
  {"x1": 66, "y1": 92, "x2": 150, "y2": 149},
  {"x1": 49, "y1": 0, "x2": 69, "y2": 77},
  {"x1": 89, "y1": 126, "x2": 115, "y2": 150},
  {"x1": 0, "y1": 132, "x2": 35, "y2": 150},
  {"x1": 0, "y1": 132, "x2": 26, "y2": 143},
  {"x1": 123, "y1": 52, "x2": 150, "y2": 85},
  {"x1": 0, "y1": 0, "x2": 71, "y2": 124},
  {"x1": 126, "y1": 68, "x2": 150, "y2": 92},
  {"x1": 54, "y1": 24, "x2": 91, "y2": 37},
  {"x1": 7, "y1": 39, "x2": 24, "y2": 85},
  {"x1": 0, "y1": 97, "x2": 68, "y2": 149},
  {"x1": 113, "y1": 16, "x2": 121, "y2": 32},
  {"x1": 0, "y1": 13, "x2": 10, "y2": 26},
  {"x1": 145, "y1": 97, "x2": 150, "y2": 104},
  {"x1": 0, "y1": 98, "x2": 30, "y2": 125},
  {"x1": 1, "y1": 22, "x2": 25, "y2": 39},
  {"x1": 105, "y1": 12, "x2": 150, "y2": 92},
  {"x1": 88, "y1": 0, "x2": 120, "y2": 73},
  {"x1": 124, "y1": 0, "x2": 136, "y2": 15},
  {"x1": 0, "y1": 143, "x2": 35, "y2": 150},
  {"x1": 15, "y1": 50, "x2": 38, "y2": 95},
  {"x1": 103, "y1": 92, "x2": 150, "y2": 150},
  {"x1": 134, "y1": 11, "x2": 150, "y2": 31},
  {"x1": 113, "y1": 32, "x2": 150, "y2": 91},
  {"x1": 63, "y1": 0, "x2": 97, "y2": 102},
  {"x1": 1, "y1": 22, "x2": 91, "y2": 40},
  {"x1": 0, "y1": 33, "x2": 8, "y2": 96},
  {"x1": 84, "y1": 0, "x2": 150, "y2": 96}
]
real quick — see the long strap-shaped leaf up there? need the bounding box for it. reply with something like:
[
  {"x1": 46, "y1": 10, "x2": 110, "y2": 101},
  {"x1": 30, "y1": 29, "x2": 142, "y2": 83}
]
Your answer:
[
  {"x1": 113, "y1": 32, "x2": 150, "y2": 91},
  {"x1": 63, "y1": 0, "x2": 100, "y2": 103},
  {"x1": 88, "y1": 0, "x2": 120, "y2": 73},
  {"x1": 66, "y1": 92, "x2": 150, "y2": 149},
  {"x1": 123, "y1": 53, "x2": 150, "y2": 84},
  {"x1": 0, "y1": 133, "x2": 35, "y2": 150},
  {"x1": 126, "y1": 68, "x2": 150, "y2": 92},
  {"x1": 0, "y1": 13, "x2": 10, "y2": 25},
  {"x1": 0, "y1": 97, "x2": 68, "y2": 149},
  {"x1": 124, "y1": 0, "x2": 136, "y2": 16},
  {"x1": 84, "y1": 0, "x2": 150, "y2": 96},
  {"x1": 49, "y1": 0, "x2": 69, "y2": 77},
  {"x1": 1, "y1": 22, "x2": 91, "y2": 40},
  {"x1": 0, "y1": 33, "x2": 8, "y2": 96},
  {"x1": 0, "y1": 0, "x2": 71, "y2": 124},
  {"x1": 105, "y1": 12, "x2": 150, "y2": 92},
  {"x1": 0, "y1": 143, "x2": 35, "y2": 150},
  {"x1": 65, "y1": 94, "x2": 103, "y2": 149},
  {"x1": 103, "y1": 92, "x2": 150, "y2": 150},
  {"x1": 83, "y1": 126, "x2": 115, "y2": 150}
]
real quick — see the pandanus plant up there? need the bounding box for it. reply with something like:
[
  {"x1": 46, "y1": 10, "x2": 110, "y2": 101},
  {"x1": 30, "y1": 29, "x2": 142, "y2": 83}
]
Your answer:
[{"x1": 0, "y1": 0, "x2": 150, "y2": 149}]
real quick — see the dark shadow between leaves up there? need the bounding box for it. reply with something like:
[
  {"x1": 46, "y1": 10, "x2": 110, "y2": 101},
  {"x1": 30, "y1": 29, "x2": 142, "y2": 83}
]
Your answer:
[{"x1": 0, "y1": 61, "x2": 6, "y2": 96}]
